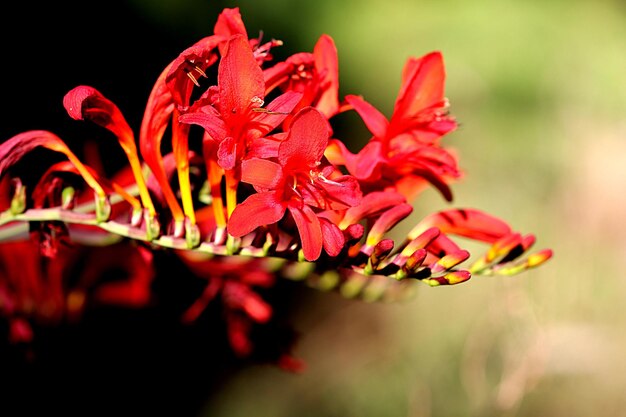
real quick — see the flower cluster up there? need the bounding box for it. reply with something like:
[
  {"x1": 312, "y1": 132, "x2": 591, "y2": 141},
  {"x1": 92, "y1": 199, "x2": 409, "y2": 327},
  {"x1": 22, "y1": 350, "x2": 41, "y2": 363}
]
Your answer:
[{"x1": 0, "y1": 8, "x2": 551, "y2": 368}]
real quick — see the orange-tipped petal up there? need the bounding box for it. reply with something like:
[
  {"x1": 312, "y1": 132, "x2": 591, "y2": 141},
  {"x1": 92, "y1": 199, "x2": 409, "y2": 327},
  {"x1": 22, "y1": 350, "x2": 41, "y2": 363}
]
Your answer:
[{"x1": 320, "y1": 217, "x2": 345, "y2": 257}]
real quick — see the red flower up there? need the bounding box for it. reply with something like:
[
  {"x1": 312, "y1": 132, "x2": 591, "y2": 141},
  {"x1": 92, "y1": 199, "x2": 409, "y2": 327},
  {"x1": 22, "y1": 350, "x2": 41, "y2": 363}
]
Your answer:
[
  {"x1": 180, "y1": 34, "x2": 301, "y2": 171},
  {"x1": 227, "y1": 107, "x2": 361, "y2": 261},
  {"x1": 264, "y1": 34, "x2": 341, "y2": 122},
  {"x1": 326, "y1": 51, "x2": 460, "y2": 202},
  {"x1": 179, "y1": 33, "x2": 302, "y2": 225}
]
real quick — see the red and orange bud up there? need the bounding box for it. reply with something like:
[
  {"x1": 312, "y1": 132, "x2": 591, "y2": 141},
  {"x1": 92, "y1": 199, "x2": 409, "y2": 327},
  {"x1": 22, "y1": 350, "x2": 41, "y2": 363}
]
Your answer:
[{"x1": 423, "y1": 270, "x2": 471, "y2": 287}]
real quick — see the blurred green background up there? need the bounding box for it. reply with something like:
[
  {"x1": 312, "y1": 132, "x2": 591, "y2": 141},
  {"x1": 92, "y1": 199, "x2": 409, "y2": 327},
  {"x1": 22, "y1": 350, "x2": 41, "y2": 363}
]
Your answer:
[{"x1": 6, "y1": 0, "x2": 626, "y2": 416}]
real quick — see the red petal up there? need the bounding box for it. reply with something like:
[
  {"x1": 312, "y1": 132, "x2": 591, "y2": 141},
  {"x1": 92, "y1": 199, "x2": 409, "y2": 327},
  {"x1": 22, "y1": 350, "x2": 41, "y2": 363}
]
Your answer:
[
  {"x1": 263, "y1": 61, "x2": 293, "y2": 95},
  {"x1": 366, "y1": 203, "x2": 413, "y2": 245},
  {"x1": 340, "y1": 190, "x2": 407, "y2": 228},
  {"x1": 353, "y1": 141, "x2": 386, "y2": 181},
  {"x1": 411, "y1": 208, "x2": 513, "y2": 243},
  {"x1": 324, "y1": 138, "x2": 348, "y2": 166},
  {"x1": 404, "y1": 166, "x2": 454, "y2": 202},
  {"x1": 289, "y1": 205, "x2": 323, "y2": 261},
  {"x1": 219, "y1": 35, "x2": 265, "y2": 125},
  {"x1": 217, "y1": 136, "x2": 238, "y2": 170},
  {"x1": 226, "y1": 314, "x2": 253, "y2": 357},
  {"x1": 393, "y1": 52, "x2": 446, "y2": 121},
  {"x1": 178, "y1": 105, "x2": 228, "y2": 142},
  {"x1": 314, "y1": 174, "x2": 362, "y2": 210},
  {"x1": 278, "y1": 107, "x2": 330, "y2": 169},
  {"x1": 327, "y1": 139, "x2": 385, "y2": 182},
  {"x1": 427, "y1": 233, "x2": 462, "y2": 258},
  {"x1": 345, "y1": 94, "x2": 389, "y2": 139},
  {"x1": 241, "y1": 158, "x2": 283, "y2": 190},
  {"x1": 228, "y1": 192, "x2": 286, "y2": 237},
  {"x1": 247, "y1": 133, "x2": 284, "y2": 159},
  {"x1": 320, "y1": 217, "x2": 345, "y2": 257},
  {"x1": 214, "y1": 7, "x2": 248, "y2": 46},
  {"x1": 63, "y1": 86, "x2": 135, "y2": 142},
  {"x1": 313, "y1": 34, "x2": 340, "y2": 118}
]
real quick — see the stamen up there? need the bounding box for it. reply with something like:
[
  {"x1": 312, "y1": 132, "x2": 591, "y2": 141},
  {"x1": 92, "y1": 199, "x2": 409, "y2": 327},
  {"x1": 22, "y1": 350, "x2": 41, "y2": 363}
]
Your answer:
[
  {"x1": 315, "y1": 172, "x2": 343, "y2": 187},
  {"x1": 251, "y1": 96, "x2": 265, "y2": 107},
  {"x1": 186, "y1": 71, "x2": 201, "y2": 87},
  {"x1": 193, "y1": 65, "x2": 207, "y2": 78},
  {"x1": 291, "y1": 183, "x2": 302, "y2": 199},
  {"x1": 252, "y1": 108, "x2": 290, "y2": 115}
]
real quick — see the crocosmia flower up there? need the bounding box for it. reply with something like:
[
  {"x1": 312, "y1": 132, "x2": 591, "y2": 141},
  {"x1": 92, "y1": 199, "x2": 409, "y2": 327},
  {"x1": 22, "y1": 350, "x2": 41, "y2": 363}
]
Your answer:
[
  {"x1": 326, "y1": 51, "x2": 460, "y2": 202},
  {"x1": 264, "y1": 33, "x2": 341, "y2": 121},
  {"x1": 228, "y1": 107, "x2": 361, "y2": 261},
  {"x1": 0, "y1": 6, "x2": 552, "y2": 370}
]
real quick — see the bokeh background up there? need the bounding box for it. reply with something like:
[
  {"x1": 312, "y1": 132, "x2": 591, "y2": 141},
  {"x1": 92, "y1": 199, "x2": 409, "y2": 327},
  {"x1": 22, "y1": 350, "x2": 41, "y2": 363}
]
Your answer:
[{"x1": 2, "y1": 0, "x2": 626, "y2": 416}]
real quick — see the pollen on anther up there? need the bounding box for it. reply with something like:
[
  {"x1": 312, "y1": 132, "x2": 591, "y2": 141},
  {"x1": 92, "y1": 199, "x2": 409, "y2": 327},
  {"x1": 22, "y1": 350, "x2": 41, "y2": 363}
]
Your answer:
[
  {"x1": 186, "y1": 72, "x2": 201, "y2": 87},
  {"x1": 251, "y1": 96, "x2": 265, "y2": 107},
  {"x1": 193, "y1": 65, "x2": 207, "y2": 78}
]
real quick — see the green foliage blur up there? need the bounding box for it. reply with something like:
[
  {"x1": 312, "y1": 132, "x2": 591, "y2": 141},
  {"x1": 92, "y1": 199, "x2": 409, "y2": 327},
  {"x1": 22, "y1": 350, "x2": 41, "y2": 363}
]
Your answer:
[{"x1": 103, "y1": 0, "x2": 626, "y2": 415}]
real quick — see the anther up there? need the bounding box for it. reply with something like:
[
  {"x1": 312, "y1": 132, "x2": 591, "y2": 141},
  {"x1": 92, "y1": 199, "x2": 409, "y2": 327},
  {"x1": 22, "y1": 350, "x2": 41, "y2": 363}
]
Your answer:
[
  {"x1": 252, "y1": 108, "x2": 290, "y2": 115},
  {"x1": 193, "y1": 65, "x2": 207, "y2": 78},
  {"x1": 186, "y1": 71, "x2": 201, "y2": 87},
  {"x1": 315, "y1": 172, "x2": 344, "y2": 187},
  {"x1": 251, "y1": 96, "x2": 265, "y2": 107}
]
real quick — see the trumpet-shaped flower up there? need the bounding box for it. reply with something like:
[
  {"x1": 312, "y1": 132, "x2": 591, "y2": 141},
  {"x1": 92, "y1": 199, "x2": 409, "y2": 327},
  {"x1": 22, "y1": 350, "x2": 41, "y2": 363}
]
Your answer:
[
  {"x1": 228, "y1": 107, "x2": 361, "y2": 261},
  {"x1": 264, "y1": 34, "x2": 341, "y2": 121},
  {"x1": 180, "y1": 34, "x2": 301, "y2": 171},
  {"x1": 326, "y1": 51, "x2": 460, "y2": 202}
]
